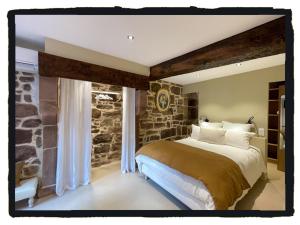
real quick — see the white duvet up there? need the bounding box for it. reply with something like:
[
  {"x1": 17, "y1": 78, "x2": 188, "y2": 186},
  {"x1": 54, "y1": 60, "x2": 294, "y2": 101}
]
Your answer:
[{"x1": 135, "y1": 137, "x2": 266, "y2": 210}]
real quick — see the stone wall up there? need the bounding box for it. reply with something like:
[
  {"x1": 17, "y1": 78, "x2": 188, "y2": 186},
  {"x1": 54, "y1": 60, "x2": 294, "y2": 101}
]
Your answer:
[
  {"x1": 137, "y1": 80, "x2": 191, "y2": 149},
  {"x1": 91, "y1": 83, "x2": 122, "y2": 168},
  {"x1": 15, "y1": 73, "x2": 191, "y2": 192},
  {"x1": 15, "y1": 71, "x2": 42, "y2": 179}
]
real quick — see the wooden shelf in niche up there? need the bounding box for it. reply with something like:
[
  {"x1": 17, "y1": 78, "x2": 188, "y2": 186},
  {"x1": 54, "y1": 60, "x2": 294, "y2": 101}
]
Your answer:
[
  {"x1": 268, "y1": 116, "x2": 279, "y2": 130},
  {"x1": 268, "y1": 144, "x2": 278, "y2": 159},
  {"x1": 268, "y1": 143, "x2": 278, "y2": 146},
  {"x1": 269, "y1": 89, "x2": 279, "y2": 100},
  {"x1": 269, "y1": 81, "x2": 285, "y2": 89},
  {"x1": 267, "y1": 80, "x2": 285, "y2": 160},
  {"x1": 268, "y1": 128, "x2": 278, "y2": 131},
  {"x1": 184, "y1": 92, "x2": 198, "y2": 124},
  {"x1": 188, "y1": 108, "x2": 198, "y2": 120},
  {"x1": 268, "y1": 130, "x2": 278, "y2": 144},
  {"x1": 268, "y1": 100, "x2": 279, "y2": 114},
  {"x1": 188, "y1": 99, "x2": 197, "y2": 106}
]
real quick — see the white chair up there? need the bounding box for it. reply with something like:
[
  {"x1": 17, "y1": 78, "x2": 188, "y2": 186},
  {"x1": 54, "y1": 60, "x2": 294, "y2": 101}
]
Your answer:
[{"x1": 15, "y1": 177, "x2": 38, "y2": 208}]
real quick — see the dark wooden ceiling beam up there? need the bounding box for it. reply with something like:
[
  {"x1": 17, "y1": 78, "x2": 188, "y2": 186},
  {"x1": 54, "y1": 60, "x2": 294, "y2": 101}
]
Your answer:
[
  {"x1": 38, "y1": 52, "x2": 149, "y2": 90},
  {"x1": 150, "y1": 17, "x2": 285, "y2": 80}
]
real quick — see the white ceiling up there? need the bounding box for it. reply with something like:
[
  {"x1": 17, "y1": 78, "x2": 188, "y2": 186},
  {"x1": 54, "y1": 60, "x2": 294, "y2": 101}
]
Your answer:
[
  {"x1": 164, "y1": 53, "x2": 285, "y2": 85},
  {"x1": 16, "y1": 15, "x2": 282, "y2": 67}
]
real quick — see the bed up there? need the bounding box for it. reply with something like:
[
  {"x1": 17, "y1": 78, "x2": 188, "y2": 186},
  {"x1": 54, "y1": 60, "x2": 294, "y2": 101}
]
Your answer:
[{"x1": 135, "y1": 136, "x2": 267, "y2": 210}]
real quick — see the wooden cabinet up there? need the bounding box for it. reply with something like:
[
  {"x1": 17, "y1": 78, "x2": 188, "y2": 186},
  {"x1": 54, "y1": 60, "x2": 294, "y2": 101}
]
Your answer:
[{"x1": 267, "y1": 81, "x2": 285, "y2": 160}]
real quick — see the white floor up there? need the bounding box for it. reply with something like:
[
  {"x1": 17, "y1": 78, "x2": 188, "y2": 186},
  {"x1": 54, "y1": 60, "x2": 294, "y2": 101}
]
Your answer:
[
  {"x1": 16, "y1": 161, "x2": 285, "y2": 210},
  {"x1": 236, "y1": 161, "x2": 285, "y2": 210}
]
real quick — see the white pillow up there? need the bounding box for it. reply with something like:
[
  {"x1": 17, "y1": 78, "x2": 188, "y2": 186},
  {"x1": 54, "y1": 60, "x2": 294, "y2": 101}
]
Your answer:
[
  {"x1": 224, "y1": 130, "x2": 256, "y2": 149},
  {"x1": 199, "y1": 127, "x2": 226, "y2": 144},
  {"x1": 200, "y1": 121, "x2": 223, "y2": 129},
  {"x1": 190, "y1": 124, "x2": 201, "y2": 140},
  {"x1": 222, "y1": 121, "x2": 252, "y2": 132}
]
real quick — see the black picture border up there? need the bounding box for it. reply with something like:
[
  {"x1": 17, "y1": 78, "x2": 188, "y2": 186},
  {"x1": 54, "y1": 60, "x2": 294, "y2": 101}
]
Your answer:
[{"x1": 8, "y1": 7, "x2": 294, "y2": 217}]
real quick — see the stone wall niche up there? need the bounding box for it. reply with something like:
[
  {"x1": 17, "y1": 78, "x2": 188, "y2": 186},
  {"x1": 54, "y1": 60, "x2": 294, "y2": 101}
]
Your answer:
[{"x1": 91, "y1": 83, "x2": 123, "y2": 168}]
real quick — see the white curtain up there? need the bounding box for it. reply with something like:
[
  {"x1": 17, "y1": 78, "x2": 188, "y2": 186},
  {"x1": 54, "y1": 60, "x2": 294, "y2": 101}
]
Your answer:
[
  {"x1": 121, "y1": 87, "x2": 136, "y2": 173},
  {"x1": 56, "y1": 78, "x2": 92, "y2": 196}
]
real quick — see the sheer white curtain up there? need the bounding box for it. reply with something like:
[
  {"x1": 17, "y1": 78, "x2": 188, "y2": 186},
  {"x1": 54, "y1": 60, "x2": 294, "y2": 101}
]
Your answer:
[
  {"x1": 121, "y1": 87, "x2": 136, "y2": 173},
  {"x1": 56, "y1": 78, "x2": 92, "y2": 196}
]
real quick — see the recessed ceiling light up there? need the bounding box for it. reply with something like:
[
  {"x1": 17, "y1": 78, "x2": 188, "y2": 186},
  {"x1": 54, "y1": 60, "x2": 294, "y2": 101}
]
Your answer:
[
  {"x1": 236, "y1": 63, "x2": 242, "y2": 67},
  {"x1": 127, "y1": 35, "x2": 134, "y2": 40}
]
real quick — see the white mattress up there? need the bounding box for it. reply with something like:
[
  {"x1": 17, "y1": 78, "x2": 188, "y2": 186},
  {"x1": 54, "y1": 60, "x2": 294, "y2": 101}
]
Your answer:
[{"x1": 135, "y1": 137, "x2": 266, "y2": 210}]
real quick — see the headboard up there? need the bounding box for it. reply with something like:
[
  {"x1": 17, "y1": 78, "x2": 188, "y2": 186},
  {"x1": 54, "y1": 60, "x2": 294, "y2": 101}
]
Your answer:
[{"x1": 250, "y1": 136, "x2": 267, "y2": 166}]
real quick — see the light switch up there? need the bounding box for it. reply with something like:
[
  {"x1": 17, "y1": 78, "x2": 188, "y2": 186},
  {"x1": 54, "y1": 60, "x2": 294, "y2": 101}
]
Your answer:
[{"x1": 258, "y1": 128, "x2": 265, "y2": 137}]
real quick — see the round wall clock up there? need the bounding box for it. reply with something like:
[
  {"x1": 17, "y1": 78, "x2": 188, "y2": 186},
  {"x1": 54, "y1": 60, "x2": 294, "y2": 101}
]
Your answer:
[{"x1": 156, "y1": 89, "x2": 170, "y2": 112}]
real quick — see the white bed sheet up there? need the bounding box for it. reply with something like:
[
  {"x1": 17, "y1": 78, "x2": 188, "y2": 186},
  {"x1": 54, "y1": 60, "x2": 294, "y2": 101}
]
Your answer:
[{"x1": 135, "y1": 137, "x2": 266, "y2": 210}]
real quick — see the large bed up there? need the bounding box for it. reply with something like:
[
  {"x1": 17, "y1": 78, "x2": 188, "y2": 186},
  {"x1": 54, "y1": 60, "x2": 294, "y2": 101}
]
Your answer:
[{"x1": 135, "y1": 136, "x2": 267, "y2": 210}]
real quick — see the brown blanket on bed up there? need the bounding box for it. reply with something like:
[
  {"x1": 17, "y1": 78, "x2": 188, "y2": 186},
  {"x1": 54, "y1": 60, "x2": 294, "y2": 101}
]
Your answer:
[{"x1": 136, "y1": 140, "x2": 250, "y2": 209}]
